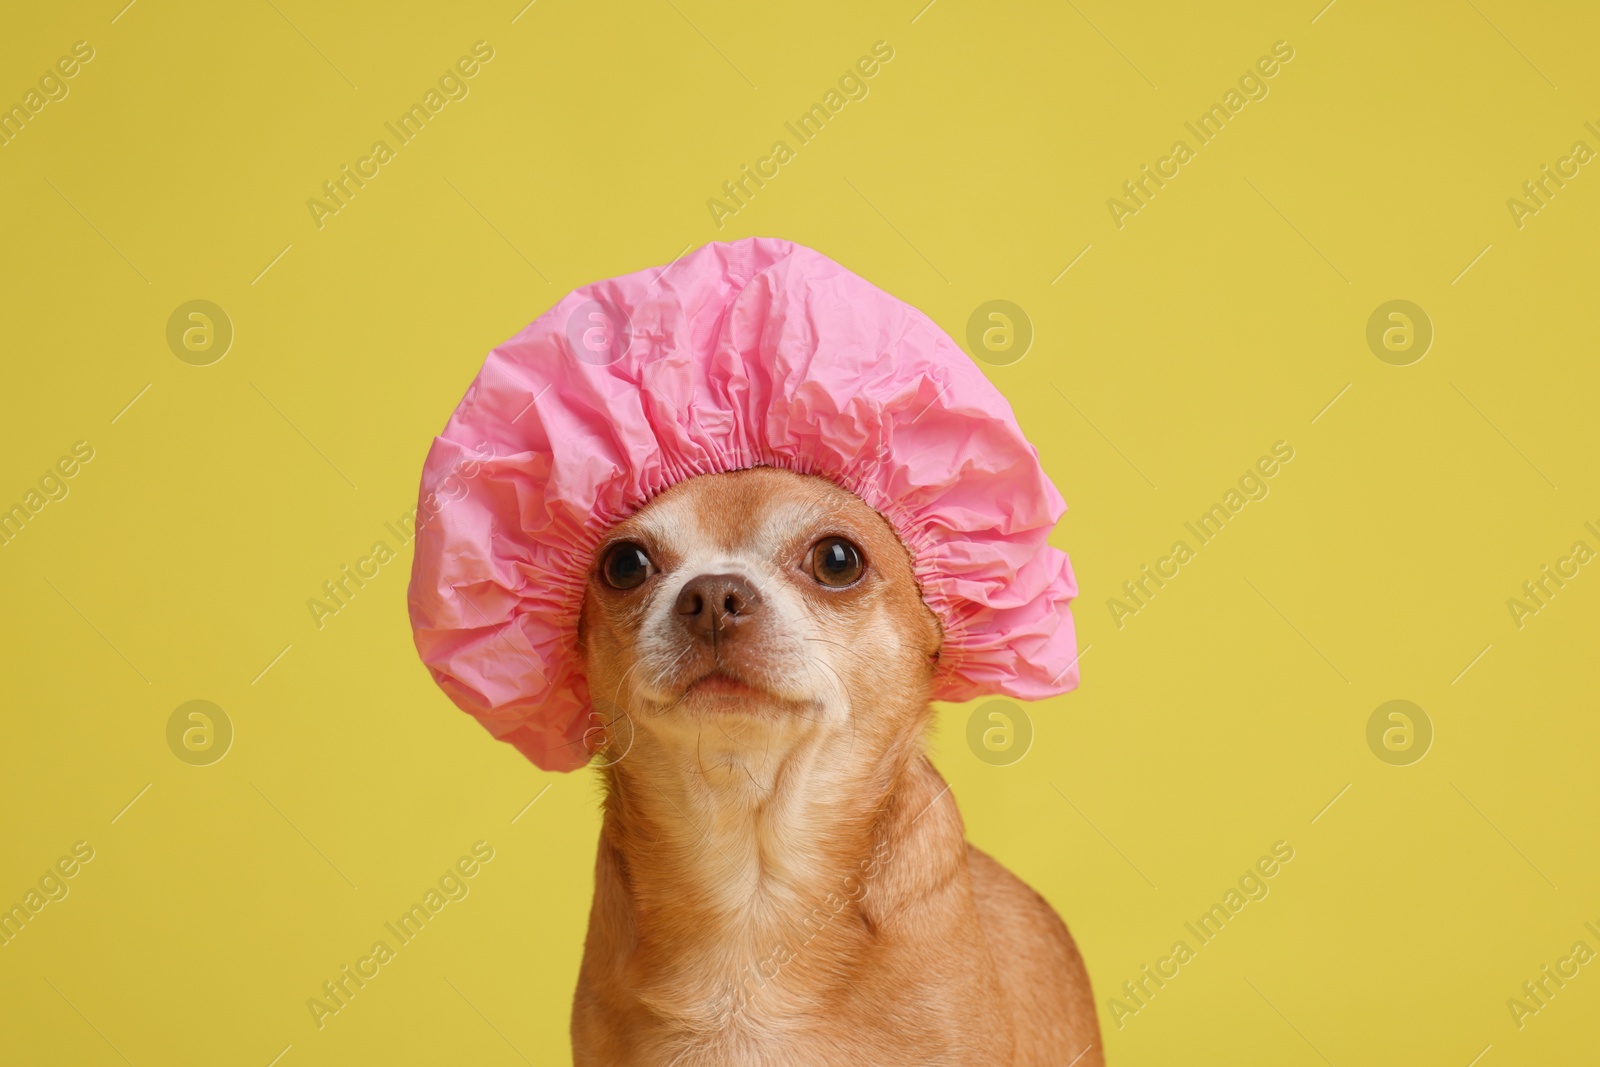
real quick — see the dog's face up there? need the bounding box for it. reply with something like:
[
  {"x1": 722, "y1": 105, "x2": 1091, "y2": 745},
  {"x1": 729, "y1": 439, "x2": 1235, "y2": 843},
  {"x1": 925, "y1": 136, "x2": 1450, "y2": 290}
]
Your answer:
[{"x1": 578, "y1": 467, "x2": 941, "y2": 767}]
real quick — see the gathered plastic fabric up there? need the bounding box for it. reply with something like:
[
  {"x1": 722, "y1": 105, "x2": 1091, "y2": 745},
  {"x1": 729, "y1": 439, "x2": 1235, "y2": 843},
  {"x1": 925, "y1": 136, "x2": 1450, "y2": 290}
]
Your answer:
[{"x1": 408, "y1": 237, "x2": 1079, "y2": 771}]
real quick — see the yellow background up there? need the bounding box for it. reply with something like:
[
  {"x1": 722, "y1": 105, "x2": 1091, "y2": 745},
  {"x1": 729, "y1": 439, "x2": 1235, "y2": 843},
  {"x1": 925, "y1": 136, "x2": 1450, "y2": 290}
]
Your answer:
[{"x1": 2, "y1": 1, "x2": 1597, "y2": 1063}]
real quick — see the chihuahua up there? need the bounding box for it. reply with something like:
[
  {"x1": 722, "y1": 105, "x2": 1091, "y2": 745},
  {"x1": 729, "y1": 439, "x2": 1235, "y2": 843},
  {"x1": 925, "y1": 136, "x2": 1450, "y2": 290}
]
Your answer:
[{"x1": 572, "y1": 466, "x2": 1101, "y2": 1066}]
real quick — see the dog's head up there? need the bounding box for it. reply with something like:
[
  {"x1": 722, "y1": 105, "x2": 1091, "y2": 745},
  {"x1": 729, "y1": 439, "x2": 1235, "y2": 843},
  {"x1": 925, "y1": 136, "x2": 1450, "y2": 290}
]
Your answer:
[{"x1": 578, "y1": 467, "x2": 942, "y2": 772}]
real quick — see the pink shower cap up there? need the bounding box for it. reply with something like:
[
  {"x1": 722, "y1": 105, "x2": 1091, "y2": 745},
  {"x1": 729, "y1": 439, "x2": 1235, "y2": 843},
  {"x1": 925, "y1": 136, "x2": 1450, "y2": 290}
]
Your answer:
[{"x1": 408, "y1": 237, "x2": 1078, "y2": 771}]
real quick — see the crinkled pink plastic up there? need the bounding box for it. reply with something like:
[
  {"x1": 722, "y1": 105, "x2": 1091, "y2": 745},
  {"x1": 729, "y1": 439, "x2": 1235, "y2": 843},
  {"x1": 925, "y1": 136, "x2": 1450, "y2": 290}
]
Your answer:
[{"x1": 408, "y1": 238, "x2": 1078, "y2": 771}]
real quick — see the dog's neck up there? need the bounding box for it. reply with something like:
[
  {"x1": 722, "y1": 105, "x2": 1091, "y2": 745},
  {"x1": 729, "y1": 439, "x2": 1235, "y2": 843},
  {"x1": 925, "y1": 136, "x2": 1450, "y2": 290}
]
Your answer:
[
  {"x1": 608, "y1": 709, "x2": 903, "y2": 888},
  {"x1": 591, "y1": 700, "x2": 965, "y2": 1030}
]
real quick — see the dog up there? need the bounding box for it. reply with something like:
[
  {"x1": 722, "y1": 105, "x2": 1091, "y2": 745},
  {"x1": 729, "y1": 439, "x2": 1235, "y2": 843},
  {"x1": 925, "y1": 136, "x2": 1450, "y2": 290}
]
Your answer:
[{"x1": 571, "y1": 465, "x2": 1102, "y2": 1066}]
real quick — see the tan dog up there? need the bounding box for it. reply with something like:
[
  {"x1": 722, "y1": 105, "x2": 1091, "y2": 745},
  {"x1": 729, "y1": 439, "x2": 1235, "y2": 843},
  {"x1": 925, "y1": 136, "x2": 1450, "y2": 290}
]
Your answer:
[{"x1": 572, "y1": 466, "x2": 1101, "y2": 1066}]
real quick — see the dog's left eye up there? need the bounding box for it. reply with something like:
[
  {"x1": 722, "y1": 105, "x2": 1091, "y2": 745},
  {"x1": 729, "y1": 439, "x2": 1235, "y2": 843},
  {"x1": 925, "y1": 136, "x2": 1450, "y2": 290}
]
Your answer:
[
  {"x1": 809, "y1": 537, "x2": 864, "y2": 588},
  {"x1": 601, "y1": 542, "x2": 653, "y2": 590}
]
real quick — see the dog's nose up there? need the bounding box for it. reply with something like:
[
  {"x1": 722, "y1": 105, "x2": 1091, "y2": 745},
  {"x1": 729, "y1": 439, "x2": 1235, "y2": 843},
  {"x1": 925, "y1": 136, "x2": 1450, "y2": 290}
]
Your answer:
[{"x1": 674, "y1": 573, "x2": 760, "y2": 643}]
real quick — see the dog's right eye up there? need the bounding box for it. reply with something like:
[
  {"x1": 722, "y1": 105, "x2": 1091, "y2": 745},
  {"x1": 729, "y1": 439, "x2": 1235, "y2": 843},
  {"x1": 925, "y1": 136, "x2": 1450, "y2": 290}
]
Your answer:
[{"x1": 600, "y1": 542, "x2": 653, "y2": 590}]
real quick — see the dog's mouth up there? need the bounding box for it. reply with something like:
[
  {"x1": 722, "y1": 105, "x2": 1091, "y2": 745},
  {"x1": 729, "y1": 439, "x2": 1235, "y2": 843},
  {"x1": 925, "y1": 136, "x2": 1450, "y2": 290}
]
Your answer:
[
  {"x1": 681, "y1": 668, "x2": 766, "y2": 702},
  {"x1": 642, "y1": 649, "x2": 817, "y2": 714}
]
